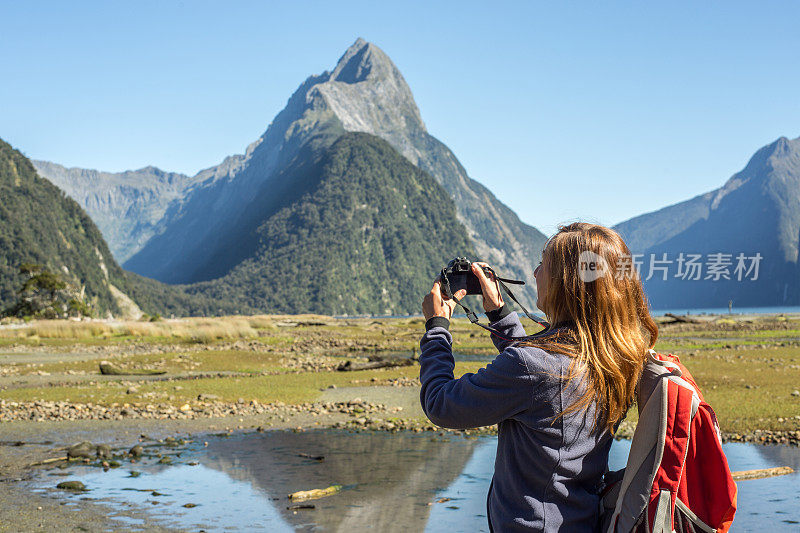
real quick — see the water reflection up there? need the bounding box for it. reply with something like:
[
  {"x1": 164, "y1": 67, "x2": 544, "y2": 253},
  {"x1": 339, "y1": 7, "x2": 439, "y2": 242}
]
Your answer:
[
  {"x1": 35, "y1": 431, "x2": 800, "y2": 532},
  {"x1": 724, "y1": 442, "x2": 800, "y2": 529},
  {"x1": 38, "y1": 430, "x2": 480, "y2": 531},
  {"x1": 201, "y1": 430, "x2": 480, "y2": 531}
]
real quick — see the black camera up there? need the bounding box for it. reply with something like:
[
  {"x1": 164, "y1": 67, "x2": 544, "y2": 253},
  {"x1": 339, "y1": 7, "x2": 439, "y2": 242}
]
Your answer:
[
  {"x1": 438, "y1": 257, "x2": 546, "y2": 330},
  {"x1": 441, "y1": 257, "x2": 493, "y2": 296}
]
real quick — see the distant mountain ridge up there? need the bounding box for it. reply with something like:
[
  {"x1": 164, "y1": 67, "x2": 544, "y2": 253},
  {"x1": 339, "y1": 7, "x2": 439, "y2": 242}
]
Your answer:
[
  {"x1": 612, "y1": 190, "x2": 716, "y2": 255},
  {"x1": 38, "y1": 38, "x2": 547, "y2": 305},
  {"x1": 32, "y1": 161, "x2": 197, "y2": 262},
  {"x1": 614, "y1": 135, "x2": 800, "y2": 308}
]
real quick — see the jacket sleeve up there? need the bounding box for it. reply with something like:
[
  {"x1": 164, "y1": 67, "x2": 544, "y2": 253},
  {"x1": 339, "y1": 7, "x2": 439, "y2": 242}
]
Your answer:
[
  {"x1": 419, "y1": 318, "x2": 534, "y2": 430},
  {"x1": 486, "y1": 305, "x2": 527, "y2": 352}
]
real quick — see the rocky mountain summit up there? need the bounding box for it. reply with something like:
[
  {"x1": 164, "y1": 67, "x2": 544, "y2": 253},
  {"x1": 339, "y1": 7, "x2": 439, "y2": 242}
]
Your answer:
[{"x1": 308, "y1": 39, "x2": 548, "y2": 301}]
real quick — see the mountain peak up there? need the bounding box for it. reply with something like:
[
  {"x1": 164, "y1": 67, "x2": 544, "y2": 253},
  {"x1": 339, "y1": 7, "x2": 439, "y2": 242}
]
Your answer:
[
  {"x1": 330, "y1": 38, "x2": 395, "y2": 84},
  {"x1": 769, "y1": 135, "x2": 800, "y2": 157},
  {"x1": 765, "y1": 135, "x2": 800, "y2": 176}
]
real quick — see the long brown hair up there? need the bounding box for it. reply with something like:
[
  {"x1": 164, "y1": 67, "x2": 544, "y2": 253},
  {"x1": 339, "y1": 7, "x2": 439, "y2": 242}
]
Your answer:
[{"x1": 520, "y1": 222, "x2": 658, "y2": 433}]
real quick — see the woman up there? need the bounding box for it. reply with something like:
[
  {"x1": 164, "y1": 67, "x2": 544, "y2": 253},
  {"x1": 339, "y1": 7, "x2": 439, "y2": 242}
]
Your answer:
[{"x1": 419, "y1": 222, "x2": 658, "y2": 532}]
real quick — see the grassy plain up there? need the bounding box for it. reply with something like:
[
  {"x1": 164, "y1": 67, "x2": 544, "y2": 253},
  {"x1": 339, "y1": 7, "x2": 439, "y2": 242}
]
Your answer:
[{"x1": 1, "y1": 312, "x2": 799, "y2": 435}]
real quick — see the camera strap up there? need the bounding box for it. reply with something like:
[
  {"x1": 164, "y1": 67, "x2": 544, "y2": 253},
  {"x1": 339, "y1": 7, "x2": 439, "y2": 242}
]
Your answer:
[{"x1": 439, "y1": 267, "x2": 550, "y2": 341}]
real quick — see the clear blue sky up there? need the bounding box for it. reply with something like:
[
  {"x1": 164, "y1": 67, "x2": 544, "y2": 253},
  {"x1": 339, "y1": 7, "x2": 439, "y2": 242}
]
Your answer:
[{"x1": 2, "y1": 1, "x2": 799, "y2": 235}]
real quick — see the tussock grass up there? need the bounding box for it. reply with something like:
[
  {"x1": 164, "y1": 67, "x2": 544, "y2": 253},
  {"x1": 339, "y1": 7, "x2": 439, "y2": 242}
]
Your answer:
[
  {"x1": 28, "y1": 321, "x2": 116, "y2": 340},
  {"x1": 0, "y1": 315, "x2": 282, "y2": 344}
]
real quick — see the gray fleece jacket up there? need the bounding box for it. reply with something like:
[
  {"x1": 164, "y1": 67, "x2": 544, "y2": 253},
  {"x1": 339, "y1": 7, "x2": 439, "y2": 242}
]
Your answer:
[{"x1": 419, "y1": 307, "x2": 612, "y2": 532}]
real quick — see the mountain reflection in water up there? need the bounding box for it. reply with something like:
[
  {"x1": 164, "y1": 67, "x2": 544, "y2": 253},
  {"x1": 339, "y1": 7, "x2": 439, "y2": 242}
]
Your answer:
[{"x1": 201, "y1": 430, "x2": 481, "y2": 531}]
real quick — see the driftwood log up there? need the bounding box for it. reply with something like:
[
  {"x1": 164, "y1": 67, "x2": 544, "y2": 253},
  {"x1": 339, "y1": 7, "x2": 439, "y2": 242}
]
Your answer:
[
  {"x1": 336, "y1": 356, "x2": 415, "y2": 372},
  {"x1": 298, "y1": 453, "x2": 325, "y2": 461},
  {"x1": 731, "y1": 466, "x2": 793, "y2": 481},
  {"x1": 99, "y1": 362, "x2": 166, "y2": 376},
  {"x1": 288, "y1": 484, "x2": 342, "y2": 501},
  {"x1": 663, "y1": 313, "x2": 702, "y2": 324},
  {"x1": 26, "y1": 456, "x2": 68, "y2": 468}
]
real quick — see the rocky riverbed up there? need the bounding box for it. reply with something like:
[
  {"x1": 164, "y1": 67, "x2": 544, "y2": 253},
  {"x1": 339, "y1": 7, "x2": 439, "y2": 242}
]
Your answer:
[{"x1": 0, "y1": 398, "x2": 400, "y2": 423}]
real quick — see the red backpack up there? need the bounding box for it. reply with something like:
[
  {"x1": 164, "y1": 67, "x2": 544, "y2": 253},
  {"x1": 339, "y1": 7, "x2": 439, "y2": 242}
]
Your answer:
[{"x1": 600, "y1": 349, "x2": 737, "y2": 532}]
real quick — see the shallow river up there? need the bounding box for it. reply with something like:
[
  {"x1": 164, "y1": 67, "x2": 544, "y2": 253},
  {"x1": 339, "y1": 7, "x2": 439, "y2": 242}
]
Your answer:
[{"x1": 35, "y1": 430, "x2": 800, "y2": 532}]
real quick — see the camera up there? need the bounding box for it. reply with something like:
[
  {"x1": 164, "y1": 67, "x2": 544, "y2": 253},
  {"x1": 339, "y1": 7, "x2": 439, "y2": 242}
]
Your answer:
[
  {"x1": 441, "y1": 257, "x2": 493, "y2": 296},
  {"x1": 438, "y1": 257, "x2": 547, "y2": 329}
]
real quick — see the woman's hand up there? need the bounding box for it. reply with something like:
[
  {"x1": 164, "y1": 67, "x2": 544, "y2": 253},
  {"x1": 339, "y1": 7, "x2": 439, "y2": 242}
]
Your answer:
[
  {"x1": 471, "y1": 262, "x2": 504, "y2": 312},
  {"x1": 422, "y1": 280, "x2": 466, "y2": 321}
]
